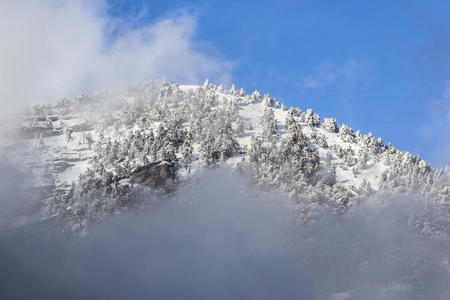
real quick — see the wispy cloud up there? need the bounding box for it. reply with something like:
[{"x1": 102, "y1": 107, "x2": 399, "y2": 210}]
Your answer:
[
  {"x1": 435, "y1": 81, "x2": 450, "y2": 105},
  {"x1": 0, "y1": 1, "x2": 233, "y2": 114},
  {"x1": 422, "y1": 80, "x2": 450, "y2": 166},
  {"x1": 302, "y1": 60, "x2": 369, "y2": 89}
]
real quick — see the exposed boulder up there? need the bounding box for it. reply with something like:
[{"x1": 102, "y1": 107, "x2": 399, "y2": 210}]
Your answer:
[
  {"x1": 212, "y1": 149, "x2": 233, "y2": 162},
  {"x1": 130, "y1": 160, "x2": 176, "y2": 189}
]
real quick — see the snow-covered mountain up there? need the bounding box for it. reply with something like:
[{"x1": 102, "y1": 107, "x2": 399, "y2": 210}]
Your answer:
[{"x1": 2, "y1": 79, "x2": 450, "y2": 232}]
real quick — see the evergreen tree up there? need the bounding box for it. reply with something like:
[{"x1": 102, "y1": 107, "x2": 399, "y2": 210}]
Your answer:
[
  {"x1": 260, "y1": 107, "x2": 279, "y2": 139},
  {"x1": 322, "y1": 117, "x2": 338, "y2": 133}
]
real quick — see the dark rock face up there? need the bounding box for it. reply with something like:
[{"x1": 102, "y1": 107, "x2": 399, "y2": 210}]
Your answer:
[
  {"x1": 130, "y1": 160, "x2": 176, "y2": 189},
  {"x1": 53, "y1": 161, "x2": 75, "y2": 172},
  {"x1": 211, "y1": 149, "x2": 233, "y2": 161}
]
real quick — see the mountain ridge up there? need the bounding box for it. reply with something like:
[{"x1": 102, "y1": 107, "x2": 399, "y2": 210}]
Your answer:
[{"x1": 2, "y1": 79, "x2": 448, "y2": 232}]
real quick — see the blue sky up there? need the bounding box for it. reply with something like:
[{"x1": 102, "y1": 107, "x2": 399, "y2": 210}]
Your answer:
[
  {"x1": 106, "y1": 0, "x2": 450, "y2": 167},
  {"x1": 2, "y1": 0, "x2": 450, "y2": 167}
]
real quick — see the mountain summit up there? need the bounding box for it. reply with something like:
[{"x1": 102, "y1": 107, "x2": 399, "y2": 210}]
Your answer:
[{"x1": 3, "y1": 79, "x2": 449, "y2": 231}]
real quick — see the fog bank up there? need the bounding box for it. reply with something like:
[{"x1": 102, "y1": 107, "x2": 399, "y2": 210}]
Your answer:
[{"x1": 1, "y1": 170, "x2": 449, "y2": 299}]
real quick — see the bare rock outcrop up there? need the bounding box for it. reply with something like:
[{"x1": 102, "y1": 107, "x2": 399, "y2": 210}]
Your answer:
[{"x1": 130, "y1": 160, "x2": 176, "y2": 189}]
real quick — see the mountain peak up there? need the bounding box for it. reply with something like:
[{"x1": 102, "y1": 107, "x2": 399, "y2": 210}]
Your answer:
[{"x1": 1, "y1": 80, "x2": 445, "y2": 231}]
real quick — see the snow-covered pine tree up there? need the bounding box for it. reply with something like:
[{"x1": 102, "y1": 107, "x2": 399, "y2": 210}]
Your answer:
[
  {"x1": 322, "y1": 117, "x2": 338, "y2": 133},
  {"x1": 260, "y1": 107, "x2": 279, "y2": 139}
]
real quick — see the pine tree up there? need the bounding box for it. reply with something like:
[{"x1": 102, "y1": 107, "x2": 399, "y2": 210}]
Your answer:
[
  {"x1": 322, "y1": 117, "x2": 338, "y2": 133},
  {"x1": 261, "y1": 107, "x2": 278, "y2": 139},
  {"x1": 303, "y1": 109, "x2": 320, "y2": 127},
  {"x1": 357, "y1": 149, "x2": 368, "y2": 169},
  {"x1": 339, "y1": 124, "x2": 356, "y2": 143},
  {"x1": 180, "y1": 132, "x2": 194, "y2": 168}
]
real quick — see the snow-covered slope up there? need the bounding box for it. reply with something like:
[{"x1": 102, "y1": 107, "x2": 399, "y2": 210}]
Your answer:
[{"x1": 2, "y1": 79, "x2": 449, "y2": 230}]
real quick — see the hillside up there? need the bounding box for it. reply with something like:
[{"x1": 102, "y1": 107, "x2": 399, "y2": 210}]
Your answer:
[{"x1": 2, "y1": 79, "x2": 450, "y2": 232}]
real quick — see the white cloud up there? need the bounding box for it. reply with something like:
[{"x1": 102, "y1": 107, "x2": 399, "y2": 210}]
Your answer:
[
  {"x1": 302, "y1": 60, "x2": 369, "y2": 89},
  {"x1": 0, "y1": 0, "x2": 233, "y2": 114}
]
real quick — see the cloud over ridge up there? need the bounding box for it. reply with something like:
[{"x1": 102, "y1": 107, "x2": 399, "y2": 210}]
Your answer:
[{"x1": 0, "y1": 0, "x2": 232, "y2": 113}]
